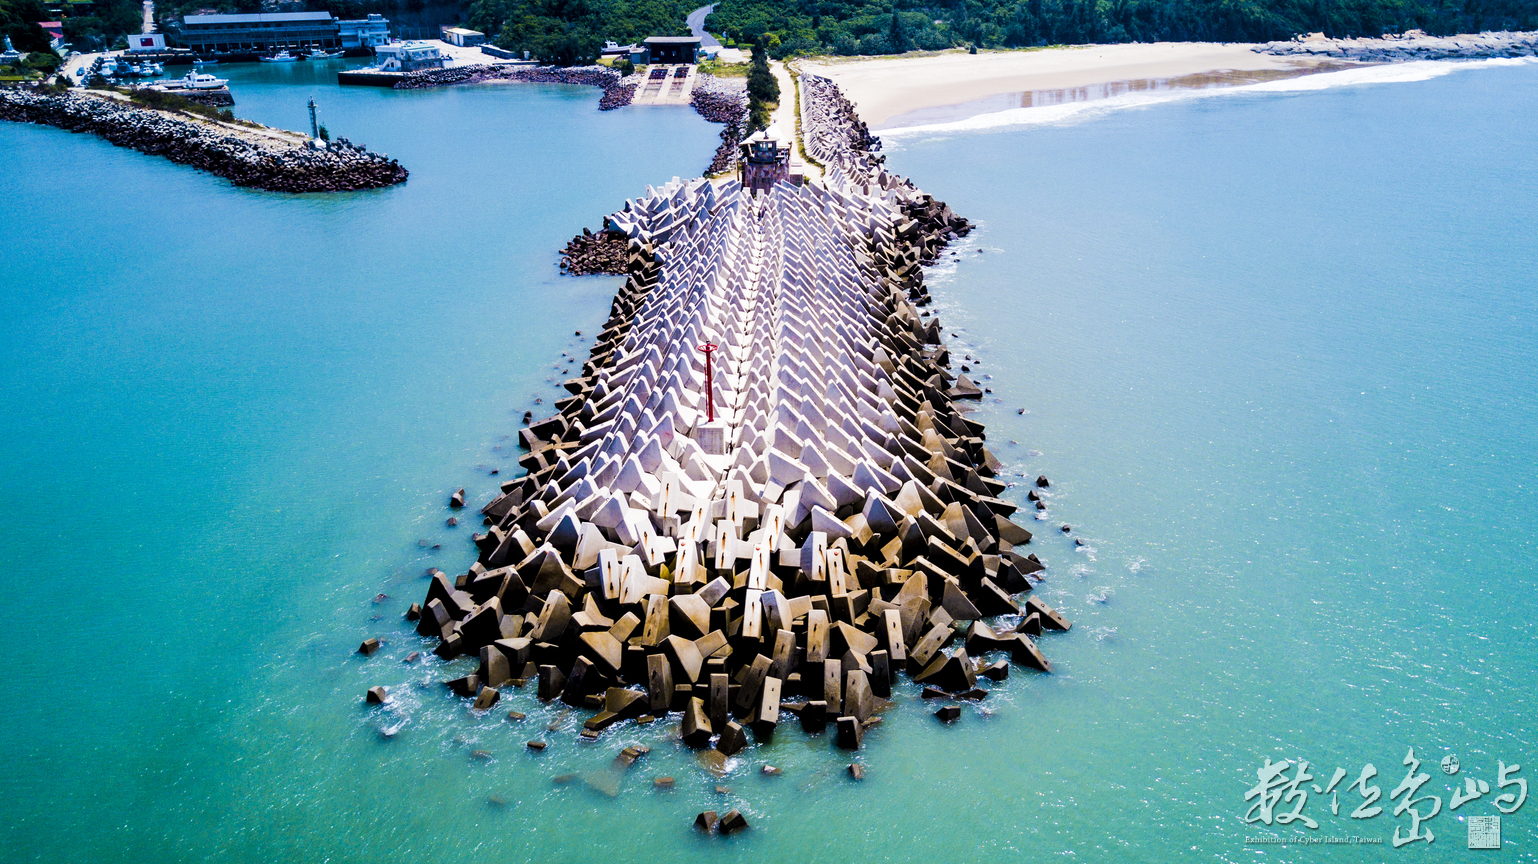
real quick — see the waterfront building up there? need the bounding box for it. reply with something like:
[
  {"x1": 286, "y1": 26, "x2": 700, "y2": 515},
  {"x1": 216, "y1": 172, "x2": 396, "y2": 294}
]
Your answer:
[
  {"x1": 637, "y1": 36, "x2": 701, "y2": 65},
  {"x1": 372, "y1": 41, "x2": 447, "y2": 73},
  {"x1": 440, "y1": 27, "x2": 484, "y2": 47},
  {"x1": 338, "y1": 14, "x2": 390, "y2": 50},
  {"x1": 176, "y1": 12, "x2": 340, "y2": 54}
]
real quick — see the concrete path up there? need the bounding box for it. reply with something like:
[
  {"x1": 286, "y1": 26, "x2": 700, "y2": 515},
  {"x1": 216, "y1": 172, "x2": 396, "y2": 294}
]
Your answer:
[
  {"x1": 767, "y1": 60, "x2": 821, "y2": 183},
  {"x1": 686, "y1": 5, "x2": 722, "y2": 48}
]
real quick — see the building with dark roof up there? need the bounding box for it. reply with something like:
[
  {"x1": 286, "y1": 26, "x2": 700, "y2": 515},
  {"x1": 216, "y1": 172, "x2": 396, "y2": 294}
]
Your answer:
[
  {"x1": 176, "y1": 12, "x2": 339, "y2": 53},
  {"x1": 638, "y1": 36, "x2": 700, "y2": 65}
]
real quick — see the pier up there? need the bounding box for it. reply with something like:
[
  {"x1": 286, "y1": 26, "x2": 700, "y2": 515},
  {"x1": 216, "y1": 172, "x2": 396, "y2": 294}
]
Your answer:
[{"x1": 402, "y1": 74, "x2": 1066, "y2": 769}]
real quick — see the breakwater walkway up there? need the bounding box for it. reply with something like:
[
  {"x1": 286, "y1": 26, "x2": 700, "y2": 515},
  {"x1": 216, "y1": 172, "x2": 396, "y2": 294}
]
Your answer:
[
  {"x1": 389, "y1": 74, "x2": 1066, "y2": 801},
  {"x1": 0, "y1": 86, "x2": 407, "y2": 192}
]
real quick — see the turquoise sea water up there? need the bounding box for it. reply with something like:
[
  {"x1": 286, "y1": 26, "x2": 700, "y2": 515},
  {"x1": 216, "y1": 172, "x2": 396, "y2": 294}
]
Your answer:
[{"x1": 1, "y1": 60, "x2": 1534, "y2": 862}]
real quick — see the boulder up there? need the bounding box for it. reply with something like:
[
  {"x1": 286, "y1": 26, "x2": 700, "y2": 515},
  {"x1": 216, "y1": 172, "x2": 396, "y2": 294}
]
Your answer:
[
  {"x1": 718, "y1": 809, "x2": 749, "y2": 835},
  {"x1": 472, "y1": 686, "x2": 501, "y2": 711}
]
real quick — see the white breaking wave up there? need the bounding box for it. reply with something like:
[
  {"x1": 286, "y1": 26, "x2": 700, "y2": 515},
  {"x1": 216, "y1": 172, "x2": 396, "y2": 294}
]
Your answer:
[{"x1": 878, "y1": 57, "x2": 1537, "y2": 139}]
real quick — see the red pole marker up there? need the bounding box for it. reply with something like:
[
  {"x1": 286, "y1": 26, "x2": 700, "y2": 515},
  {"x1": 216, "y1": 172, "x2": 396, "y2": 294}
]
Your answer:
[{"x1": 697, "y1": 342, "x2": 719, "y2": 423}]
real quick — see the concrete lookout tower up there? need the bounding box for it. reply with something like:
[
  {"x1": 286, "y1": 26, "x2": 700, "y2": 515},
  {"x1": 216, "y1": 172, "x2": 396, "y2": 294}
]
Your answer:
[{"x1": 739, "y1": 130, "x2": 791, "y2": 194}]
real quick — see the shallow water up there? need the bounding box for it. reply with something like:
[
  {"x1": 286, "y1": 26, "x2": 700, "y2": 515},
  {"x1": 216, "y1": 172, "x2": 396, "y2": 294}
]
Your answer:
[{"x1": 1, "y1": 60, "x2": 1535, "y2": 862}]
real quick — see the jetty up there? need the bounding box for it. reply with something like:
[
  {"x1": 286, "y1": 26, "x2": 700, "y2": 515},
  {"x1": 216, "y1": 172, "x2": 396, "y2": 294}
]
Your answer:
[
  {"x1": 395, "y1": 71, "x2": 1068, "y2": 768},
  {"x1": 0, "y1": 86, "x2": 407, "y2": 192},
  {"x1": 1256, "y1": 28, "x2": 1538, "y2": 61}
]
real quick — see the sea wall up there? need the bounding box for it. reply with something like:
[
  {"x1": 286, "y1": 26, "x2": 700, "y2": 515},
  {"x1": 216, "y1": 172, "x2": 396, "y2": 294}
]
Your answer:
[
  {"x1": 689, "y1": 74, "x2": 748, "y2": 176},
  {"x1": 1256, "y1": 28, "x2": 1538, "y2": 61},
  {"x1": 394, "y1": 64, "x2": 640, "y2": 110},
  {"x1": 390, "y1": 79, "x2": 1054, "y2": 771},
  {"x1": 0, "y1": 86, "x2": 407, "y2": 192}
]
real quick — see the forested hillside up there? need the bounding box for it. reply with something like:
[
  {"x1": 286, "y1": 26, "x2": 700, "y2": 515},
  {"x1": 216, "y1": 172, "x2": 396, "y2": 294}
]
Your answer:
[
  {"x1": 466, "y1": 0, "x2": 693, "y2": 64},
  {"x1": 706, "y1": 0, "x2": 1538, "y2": 57}
]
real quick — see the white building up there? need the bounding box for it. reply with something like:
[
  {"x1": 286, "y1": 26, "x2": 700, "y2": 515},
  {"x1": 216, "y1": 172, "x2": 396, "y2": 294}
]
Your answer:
[
  {"x1": 372, "y1": 41, "x2": 446, "y2": 72},
  {"x1": 439, "y1": 27, "x2": 484, "y2": 47},
  {"x1": 338, "y1": 14, "x2": 390, "y2": 50},
  {"x1": 126, "y1": 33, "x2": 167, "y2": 52}
]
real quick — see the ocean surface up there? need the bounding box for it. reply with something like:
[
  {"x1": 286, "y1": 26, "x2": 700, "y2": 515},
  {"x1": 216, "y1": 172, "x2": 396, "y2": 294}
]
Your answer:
[{"x1": 1, "y1": 58, "x2": 1534, "y2": 862}]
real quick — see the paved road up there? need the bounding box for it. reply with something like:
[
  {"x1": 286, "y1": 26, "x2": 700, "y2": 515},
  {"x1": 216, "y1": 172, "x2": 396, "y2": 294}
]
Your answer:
[{"x1": 686, "y1": 4, "x2": 722, "y2": 49}]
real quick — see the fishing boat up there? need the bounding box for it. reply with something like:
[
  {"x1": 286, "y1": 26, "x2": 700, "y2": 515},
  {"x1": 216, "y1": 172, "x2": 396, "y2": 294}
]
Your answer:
[
  {"x1": 260, "y1": 50, "x2": 298, "y2": 62},
  {"x1": 165, "y1": 69, "x2": 229, "y2": 89},
  {"x1": 306, "y1": 48, "x2": 343, "y2": 60}
]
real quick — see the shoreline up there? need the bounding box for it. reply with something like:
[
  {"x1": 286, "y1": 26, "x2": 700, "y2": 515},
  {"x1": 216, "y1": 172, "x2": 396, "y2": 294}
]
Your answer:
[
  {"x1": 800, "y1": 43, "x2": 1336, "y2": 128},
  {"x1": 801, "y1": 31, "x2": 1537, "y2": 130}
]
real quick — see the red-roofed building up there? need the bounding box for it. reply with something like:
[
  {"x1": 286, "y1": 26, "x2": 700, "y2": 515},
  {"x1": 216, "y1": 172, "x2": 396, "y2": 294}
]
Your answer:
[{"x1": 37, "y1": 21, "x2": 64, "y2": 49}]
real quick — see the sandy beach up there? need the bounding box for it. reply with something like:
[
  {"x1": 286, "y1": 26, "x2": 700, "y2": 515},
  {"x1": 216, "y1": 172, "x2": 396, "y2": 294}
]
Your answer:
[{"x1": 800, "y1": 43, "x2": 1345, "y2": 128}]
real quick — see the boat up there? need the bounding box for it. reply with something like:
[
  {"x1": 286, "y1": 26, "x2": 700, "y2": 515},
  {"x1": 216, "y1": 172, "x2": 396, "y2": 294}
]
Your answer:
[
  {"x1": 165, "y1": 69, "x2": 228, "y2": 89},
  {"x1": 306, "y1": 48, "x2": 343, "y2": 60},
  {"x1": 260, "y1": 50, "x2": 298, "y2": 62},
  {"x1": 193, "y1": 58, "x2": 219, "y2": 66}
]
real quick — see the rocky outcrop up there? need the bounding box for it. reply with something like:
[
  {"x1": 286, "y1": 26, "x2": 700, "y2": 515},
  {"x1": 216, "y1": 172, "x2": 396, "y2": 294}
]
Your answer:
[
  {"x1": 1256, "y1": 28, "x2": 1538, "y2": 61},
  {"x1": 0, "y1": 86, "x2": 407, "y2": 192},
  {"x1": 689, "y1": 73, "x2": 748, "y2": 176},
  {"x1": 394, "y1": 63, "x2": 639, "y2": 110}
]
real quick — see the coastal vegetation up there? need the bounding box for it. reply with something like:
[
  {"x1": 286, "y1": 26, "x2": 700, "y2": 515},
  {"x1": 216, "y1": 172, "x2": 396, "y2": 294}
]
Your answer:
[
  {"x1": 744, "y1": 36, "x2": 777, "y2": 130},
  {"x1": 705, "y1": 0, "x2": 1538, "y2": 56},
  {"x1": 0, "y1": 0, "x2": 58, "y2": 52}
]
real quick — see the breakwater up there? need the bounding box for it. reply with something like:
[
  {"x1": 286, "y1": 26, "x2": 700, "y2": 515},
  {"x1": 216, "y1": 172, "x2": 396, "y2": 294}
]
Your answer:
[
  {"x1": 394, "y1": 64, "x2": 640, "y2": 111},
  {"x1": 0, "y1": 86, "x2": 407, "y2": 192},
  {"x1": 385, "y1": 77, "x2": 1059, "y2": 802},
  {"x1": 690, "y1": 73, "x2": 748, "y2": 176},
  {"x1": 1256, "y1": 28, "x2": 1538, "y2": 61}
]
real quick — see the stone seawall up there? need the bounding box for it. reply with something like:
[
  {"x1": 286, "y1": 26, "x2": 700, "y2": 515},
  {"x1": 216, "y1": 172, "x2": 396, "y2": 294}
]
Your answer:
[
  {"x1": 690, "y1": 74, "x2": 748, "y2": 176},
  {"x1": 1256, "y1": 28, "x2": 1538, "y2": 61},
  {"x1": 0, "y1": 86, "x2": 407, "y2": 193},
  {"x1": 394, "y1": 64, "x2": 639, "y2": 110},
  {"x1": 381, "y1": 78, "x2": 1057, "y2": 783}
]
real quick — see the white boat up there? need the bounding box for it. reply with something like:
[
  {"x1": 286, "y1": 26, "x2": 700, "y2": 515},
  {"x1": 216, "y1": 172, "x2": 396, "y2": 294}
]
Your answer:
[
  {"x1": 193, "y1": 58, "x2": 219, "y2": 66},
  {"x1": 306, "y1": 48, "x2": 343, "y2": 59},
  {"x1": 260, "y1": 50, "x2": 298, "y2": 62},
  {"x1": 166, "y1": 70, "x2": 228, "y2": 89}
]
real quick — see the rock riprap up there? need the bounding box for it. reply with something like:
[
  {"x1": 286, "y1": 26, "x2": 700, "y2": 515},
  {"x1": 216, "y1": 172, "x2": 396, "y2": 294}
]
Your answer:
[
  {"x1": 1256, "y1": 28, "x2": 1538, "y2": 61},
  {"x1": 0, "y1": 86, "x2": 407, "y2": 192},
  {"x1": 395, "y1": 78, "x2": 1065, "y2": 764},
  {"x1": 689, "y1": 73, "x2": 748, "y2": 176},
  {"x1": 561, "y1": 227, "x2": 631, "y2": 276},
  {"x1": 394, "y1": 64, "x2": 638, "y2": 110}
]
